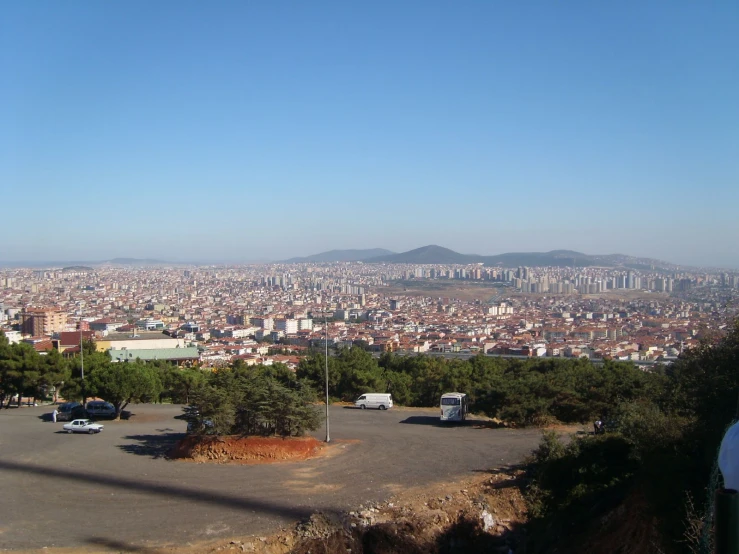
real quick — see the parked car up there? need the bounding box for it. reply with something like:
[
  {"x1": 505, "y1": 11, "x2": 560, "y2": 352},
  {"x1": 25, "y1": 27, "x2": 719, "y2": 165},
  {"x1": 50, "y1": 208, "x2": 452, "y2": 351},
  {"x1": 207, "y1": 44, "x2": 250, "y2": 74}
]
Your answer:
[
  {"x1": 62, "y1": 419, "x2": 104, "y2": 434},
  {"x1": 86, "y1": 400, "x2": 116, "y2": 419},
  {"x1": 56, "y1": 402, "x2": 81, "y2": 422}
]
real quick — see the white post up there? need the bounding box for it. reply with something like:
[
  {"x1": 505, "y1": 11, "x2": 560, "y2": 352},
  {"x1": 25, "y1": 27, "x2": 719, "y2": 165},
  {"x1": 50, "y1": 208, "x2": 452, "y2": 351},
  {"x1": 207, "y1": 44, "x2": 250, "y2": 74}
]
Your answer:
[
  {"x1": 325, "y1": 314, "x2": 330, "y2": 443},
  {"x1": 80, "y1": 328, "x2": 85, "y2": 405}
]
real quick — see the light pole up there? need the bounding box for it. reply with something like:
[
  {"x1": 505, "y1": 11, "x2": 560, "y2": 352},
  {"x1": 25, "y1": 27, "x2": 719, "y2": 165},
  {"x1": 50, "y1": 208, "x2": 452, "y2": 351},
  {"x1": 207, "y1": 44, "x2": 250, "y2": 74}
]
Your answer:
[
  {"x1": 325, "y1": 314, "x2": 330, "y2": 443},
  {"x1": 80, "y1": 329, "x2": 86, "y2": 406}
]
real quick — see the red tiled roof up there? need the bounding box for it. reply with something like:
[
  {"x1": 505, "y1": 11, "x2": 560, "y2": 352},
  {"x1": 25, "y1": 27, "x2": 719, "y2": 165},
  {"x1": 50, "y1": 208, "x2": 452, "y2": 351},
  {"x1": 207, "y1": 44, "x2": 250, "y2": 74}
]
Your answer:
[{"x1": 58, "y1": 331, "x2": 94, "y2": 346}]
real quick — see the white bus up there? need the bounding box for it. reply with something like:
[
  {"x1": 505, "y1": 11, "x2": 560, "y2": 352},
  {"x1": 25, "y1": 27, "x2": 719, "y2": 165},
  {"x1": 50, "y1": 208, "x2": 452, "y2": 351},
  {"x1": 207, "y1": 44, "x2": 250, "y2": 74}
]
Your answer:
[{"x1": 440, "y1": 392, "x2": 469, "y2": 422}]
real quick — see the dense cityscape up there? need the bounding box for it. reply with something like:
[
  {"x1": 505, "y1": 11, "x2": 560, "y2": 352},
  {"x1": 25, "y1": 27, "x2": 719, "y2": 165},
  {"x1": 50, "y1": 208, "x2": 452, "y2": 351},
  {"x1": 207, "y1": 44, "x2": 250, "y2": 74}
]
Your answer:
[{"x1": 3, "y1": 256, "x2": 738, "y2": 369}]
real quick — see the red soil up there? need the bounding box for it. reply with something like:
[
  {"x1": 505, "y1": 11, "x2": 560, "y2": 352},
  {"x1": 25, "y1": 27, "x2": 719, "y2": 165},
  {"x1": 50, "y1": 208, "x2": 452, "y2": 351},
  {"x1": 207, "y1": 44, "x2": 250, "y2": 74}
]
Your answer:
[{"x1": 170, "y1": 435, "x2": 326, "y2": 464}]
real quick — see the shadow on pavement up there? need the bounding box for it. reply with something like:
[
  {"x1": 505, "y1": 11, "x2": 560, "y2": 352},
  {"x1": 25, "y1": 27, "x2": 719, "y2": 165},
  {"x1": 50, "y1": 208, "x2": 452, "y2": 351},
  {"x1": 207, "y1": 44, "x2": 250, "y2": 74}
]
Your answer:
[
  {"x1": 399, "y1": 416, "x2": 502, "y2": 429},
  {"x1": 0, "y1": 458, "x2": 320, "y2": 521},
  {"x1": 84, "y1": 536, "x2": 160, "y2": 553},
  {"x1": 117, "y1": 432, "x2": 184, "y2": 459}
]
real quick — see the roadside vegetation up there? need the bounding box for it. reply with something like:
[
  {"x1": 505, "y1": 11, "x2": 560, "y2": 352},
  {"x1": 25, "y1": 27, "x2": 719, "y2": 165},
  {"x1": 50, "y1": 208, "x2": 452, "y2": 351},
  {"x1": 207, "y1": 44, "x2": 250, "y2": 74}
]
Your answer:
[
  {"x1": 522, "y1": 321, "x2": 739, "y2": 553},
  {"x1": 297, "y1": 346, "x2": 664, "y2": 426},
  {"x1": 0, "y1": 332, "x2": 69, "y2": 408},
  {"x1": 0, "y1": 333, "x2": 207, "y2": 418}
]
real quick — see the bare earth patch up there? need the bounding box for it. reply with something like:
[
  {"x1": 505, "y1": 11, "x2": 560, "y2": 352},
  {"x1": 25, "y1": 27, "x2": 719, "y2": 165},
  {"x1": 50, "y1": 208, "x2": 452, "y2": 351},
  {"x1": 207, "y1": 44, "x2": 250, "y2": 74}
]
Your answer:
[
  {"x1": 16, "y1": 467, "x2": 530, "y2": 554},
  {"x1": 169, "y1": 436, "x2": 328, "y2": 464},
  {"x1": 187, "y1": 467, "x2": 528, "y2": 554}
]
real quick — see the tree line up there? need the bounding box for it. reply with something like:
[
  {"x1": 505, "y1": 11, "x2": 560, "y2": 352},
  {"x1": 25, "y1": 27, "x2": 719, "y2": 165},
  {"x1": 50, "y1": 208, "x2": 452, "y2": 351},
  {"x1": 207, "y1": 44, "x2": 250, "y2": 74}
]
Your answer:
[
  {"x1": 0, "y1": 333, "x2": 206, "y2": 418},
  {"x1": 296, "y1": 346, "x2": 663, "y2": 426},
  {"x1": 0, "y1": 332, "x2": 320, "y2": 436}
]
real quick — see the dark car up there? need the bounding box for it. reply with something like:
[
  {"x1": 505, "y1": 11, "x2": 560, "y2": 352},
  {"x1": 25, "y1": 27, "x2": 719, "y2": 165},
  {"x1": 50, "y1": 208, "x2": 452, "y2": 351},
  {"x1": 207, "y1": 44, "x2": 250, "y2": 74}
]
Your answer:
[
  {"x1": 86, "y1": 401, "x2": 116, "y2": 419},
  {"x1": 56, "y1": 402, "x2": 81, "y2": 422},
  {"x1": 70, "y1": 405, "x2": 90, "y2": 420}
]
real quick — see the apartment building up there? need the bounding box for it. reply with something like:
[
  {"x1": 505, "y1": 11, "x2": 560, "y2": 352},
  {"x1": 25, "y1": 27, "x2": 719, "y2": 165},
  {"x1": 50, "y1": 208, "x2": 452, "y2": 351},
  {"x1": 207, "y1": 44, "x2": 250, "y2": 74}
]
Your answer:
[
  {"x1": 251, "y1": 317, "x2": 274, "y2": 331},
  {"x1": 20, "y1": 307, "x2": 67, "y2": 336},
  {"x1": 275, "y1": 318, "x2": 298, "y2": 335}
]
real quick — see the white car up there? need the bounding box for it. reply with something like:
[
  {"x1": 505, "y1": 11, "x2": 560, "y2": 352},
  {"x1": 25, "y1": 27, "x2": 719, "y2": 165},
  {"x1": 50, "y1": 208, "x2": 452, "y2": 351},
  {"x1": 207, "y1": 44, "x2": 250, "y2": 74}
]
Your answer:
[{"x1": 63, "y1": 419, "x2": 104, "y2": 434}]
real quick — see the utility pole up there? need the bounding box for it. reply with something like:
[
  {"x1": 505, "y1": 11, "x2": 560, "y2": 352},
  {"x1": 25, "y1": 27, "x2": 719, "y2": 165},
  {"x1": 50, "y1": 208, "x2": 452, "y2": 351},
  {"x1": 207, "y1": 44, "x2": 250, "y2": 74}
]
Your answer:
[
  {"x1": 80, "y1": 329, "x2": 86, "y2": 406},
  {"x1": 325, "y1": 314, "x2": 330, "y2": 443}
]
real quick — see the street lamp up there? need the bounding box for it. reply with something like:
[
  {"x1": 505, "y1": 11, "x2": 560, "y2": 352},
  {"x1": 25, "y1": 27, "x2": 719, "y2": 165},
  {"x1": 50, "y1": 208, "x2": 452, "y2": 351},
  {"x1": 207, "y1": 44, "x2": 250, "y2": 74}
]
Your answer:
[
  {"x1": 325, "y1": 313, "x2": 330, "y2": 443},
  {"x1": 80, "y1": 329, "x2": 86, "y2": 406}
]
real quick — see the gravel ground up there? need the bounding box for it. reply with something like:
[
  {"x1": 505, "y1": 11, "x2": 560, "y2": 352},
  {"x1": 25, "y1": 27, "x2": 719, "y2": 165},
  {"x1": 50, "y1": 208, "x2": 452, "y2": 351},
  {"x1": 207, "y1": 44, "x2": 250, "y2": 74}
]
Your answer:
[{"x1": 0, "y1": 404, "x2": 542, "y2": 552}]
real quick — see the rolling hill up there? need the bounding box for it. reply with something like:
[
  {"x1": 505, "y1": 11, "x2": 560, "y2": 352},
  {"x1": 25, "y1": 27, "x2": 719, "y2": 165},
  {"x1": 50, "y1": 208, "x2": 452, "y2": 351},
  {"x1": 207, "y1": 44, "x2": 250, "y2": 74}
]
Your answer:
[
  {"x1": 367, "y1": 245, "x2": 477, "y2": 265},
  {"x1": 283, "y1": 248, "x2": 395, "y2": 263},
  {"x1": 366, "y1": 245, "x2": 678, "y2": 269}
]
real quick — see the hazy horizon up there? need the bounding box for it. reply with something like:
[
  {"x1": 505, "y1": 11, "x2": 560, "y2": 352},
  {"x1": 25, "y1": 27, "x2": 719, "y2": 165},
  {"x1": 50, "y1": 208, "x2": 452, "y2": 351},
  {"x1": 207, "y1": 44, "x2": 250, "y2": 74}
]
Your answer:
[
  {"x1": 3, "y1": 2, "x2": 737, "y2": 268},
  {"x1": 1, "y1": 244, "x2": 738, "y2": 270}
]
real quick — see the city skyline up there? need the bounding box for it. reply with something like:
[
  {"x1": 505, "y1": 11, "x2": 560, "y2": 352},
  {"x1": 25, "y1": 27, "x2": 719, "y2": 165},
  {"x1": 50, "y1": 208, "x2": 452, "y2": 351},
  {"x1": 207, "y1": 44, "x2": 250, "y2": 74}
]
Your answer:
[
  {"x1": 3, "y1": 2, "x2": 738, "y2": 267},
  {"x1": 0, "y1": 242, "x2": 737, "y2": 270}
]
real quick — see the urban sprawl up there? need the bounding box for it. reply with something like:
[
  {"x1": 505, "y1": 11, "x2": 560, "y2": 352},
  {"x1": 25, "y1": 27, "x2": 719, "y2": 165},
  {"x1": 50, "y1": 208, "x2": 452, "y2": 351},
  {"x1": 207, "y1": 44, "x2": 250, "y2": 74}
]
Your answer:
[{"x1": 2, "y1": 262, "x2": 739, "y2": 369}]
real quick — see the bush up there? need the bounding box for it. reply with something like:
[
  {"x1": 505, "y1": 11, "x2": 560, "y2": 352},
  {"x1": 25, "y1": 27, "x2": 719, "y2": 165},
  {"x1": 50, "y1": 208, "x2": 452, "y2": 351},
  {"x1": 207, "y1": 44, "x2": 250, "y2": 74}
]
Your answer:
[{"x1": 525, "y1": 432, "x2": 640, "y2": 552}]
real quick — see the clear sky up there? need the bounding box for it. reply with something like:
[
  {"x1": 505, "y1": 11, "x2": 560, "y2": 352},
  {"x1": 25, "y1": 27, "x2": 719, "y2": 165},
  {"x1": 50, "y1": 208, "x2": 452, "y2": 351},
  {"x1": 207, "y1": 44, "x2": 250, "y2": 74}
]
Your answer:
[{"x1": 2, "y1": 1, "x2": 738, "y2": 267}]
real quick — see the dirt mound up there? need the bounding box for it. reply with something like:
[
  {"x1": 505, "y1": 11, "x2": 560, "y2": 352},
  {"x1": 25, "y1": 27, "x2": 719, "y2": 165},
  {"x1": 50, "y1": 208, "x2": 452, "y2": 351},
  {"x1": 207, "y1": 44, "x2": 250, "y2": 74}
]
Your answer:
[
  {"x1": 170, "y1": 435, "x2": 326, "y2": 464},
  {"x1": 214, "y1": 469, "x2": 528, "y2": 554}
]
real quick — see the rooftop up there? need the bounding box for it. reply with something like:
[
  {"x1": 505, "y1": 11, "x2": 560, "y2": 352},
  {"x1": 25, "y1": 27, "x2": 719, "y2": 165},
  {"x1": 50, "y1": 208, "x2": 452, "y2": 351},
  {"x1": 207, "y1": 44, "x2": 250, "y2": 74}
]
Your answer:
[{"x1": 103, "y1": 332, "x2": 176, "y2": 341}]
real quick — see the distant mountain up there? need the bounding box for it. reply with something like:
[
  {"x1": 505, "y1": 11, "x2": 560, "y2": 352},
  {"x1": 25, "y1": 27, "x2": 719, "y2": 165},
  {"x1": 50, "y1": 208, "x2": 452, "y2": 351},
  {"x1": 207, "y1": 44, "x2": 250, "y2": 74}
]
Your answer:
[
  {"x1": 284, "y1": 248, "x2": 395, "y2": 263},
  {"x1": 106, "y1": 258, "x2": 167, "y2": 265},
  {"x1": 365, "y1": 245, "x2": 681, "y2": 269},
  {"x1": 368, "y1": 245, "x2": 477, "y2": 265}
]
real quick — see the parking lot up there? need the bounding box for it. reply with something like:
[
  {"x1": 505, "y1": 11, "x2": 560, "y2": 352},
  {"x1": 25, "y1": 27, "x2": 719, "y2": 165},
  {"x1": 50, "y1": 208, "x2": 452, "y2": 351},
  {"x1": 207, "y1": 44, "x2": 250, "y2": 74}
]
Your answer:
[{"x1": 0, "y1": 404, "x2": 543, "y2": 552}]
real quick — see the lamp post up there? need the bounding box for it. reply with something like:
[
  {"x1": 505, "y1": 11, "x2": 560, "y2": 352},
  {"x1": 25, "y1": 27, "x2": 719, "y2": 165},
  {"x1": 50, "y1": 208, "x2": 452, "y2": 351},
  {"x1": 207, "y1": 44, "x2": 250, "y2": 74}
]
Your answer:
[
  {"x1": 80, "y1": 329, "x2": 86, "y2": 406},
  {"x1": 325, "y1": 314, "x2": 330, "y2": 443}
]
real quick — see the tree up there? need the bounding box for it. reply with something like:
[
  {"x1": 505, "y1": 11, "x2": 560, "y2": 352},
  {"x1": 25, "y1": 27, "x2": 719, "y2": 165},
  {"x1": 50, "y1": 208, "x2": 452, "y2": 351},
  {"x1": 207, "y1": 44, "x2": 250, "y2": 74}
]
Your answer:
[
  {"x1": 88, "y1": 361, "x2": 162, "y2": 419},
  {"x1": 168, "y1": 367, "x2": 207, "y2": 404},
  {"x1": 39, "y1": 349, "x2": 70, "y2": 403},
  {"x1": 0, "y1": 337, "x2": 42, "y2": 408},
  {"x1": 186, "y1": 363, "x2": 320, "y2": 437},
  {"x1": 62, "y1": 349, "x2": 112, "y2": 402}
]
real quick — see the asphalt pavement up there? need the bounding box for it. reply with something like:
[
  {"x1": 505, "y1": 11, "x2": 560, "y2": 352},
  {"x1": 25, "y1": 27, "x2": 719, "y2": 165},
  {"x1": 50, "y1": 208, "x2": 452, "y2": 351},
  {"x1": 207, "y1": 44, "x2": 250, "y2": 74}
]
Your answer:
[{"x1": 0, "y1": 404, "x2": 542, "y2": 552}]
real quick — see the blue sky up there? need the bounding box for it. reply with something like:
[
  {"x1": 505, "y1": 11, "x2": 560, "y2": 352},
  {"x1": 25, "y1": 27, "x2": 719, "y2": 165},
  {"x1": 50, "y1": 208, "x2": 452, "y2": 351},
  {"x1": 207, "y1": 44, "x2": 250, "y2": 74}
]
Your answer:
[{"x1": 2, "y1": 1, "x2": 738, "y2": 267}]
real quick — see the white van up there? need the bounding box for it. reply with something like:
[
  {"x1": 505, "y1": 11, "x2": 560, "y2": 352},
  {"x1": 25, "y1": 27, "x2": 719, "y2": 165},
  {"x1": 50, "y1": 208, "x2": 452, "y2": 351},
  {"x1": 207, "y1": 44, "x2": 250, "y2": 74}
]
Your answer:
[{"x1": 354, "y1": 393, "x2": 393, "y2": 410}]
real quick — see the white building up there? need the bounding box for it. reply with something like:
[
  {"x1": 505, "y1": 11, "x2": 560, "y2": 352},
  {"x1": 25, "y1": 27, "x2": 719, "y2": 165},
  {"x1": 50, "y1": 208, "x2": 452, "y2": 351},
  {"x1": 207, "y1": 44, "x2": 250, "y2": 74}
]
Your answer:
[
  {"x1": 275, "y1": 318, "x2": 298, "y2": 335},
  {"x1": 2, "y1": 330, "x2": 21, "y2": 344}
]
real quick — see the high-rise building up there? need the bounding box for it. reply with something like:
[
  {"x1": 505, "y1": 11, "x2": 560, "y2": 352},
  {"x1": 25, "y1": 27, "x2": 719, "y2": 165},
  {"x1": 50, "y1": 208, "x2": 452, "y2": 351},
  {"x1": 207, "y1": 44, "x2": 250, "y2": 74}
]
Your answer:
[{"x1": 20, "y1": 307, "x2": 67, "y2": 336}]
